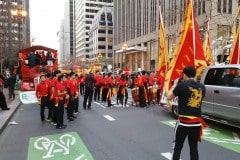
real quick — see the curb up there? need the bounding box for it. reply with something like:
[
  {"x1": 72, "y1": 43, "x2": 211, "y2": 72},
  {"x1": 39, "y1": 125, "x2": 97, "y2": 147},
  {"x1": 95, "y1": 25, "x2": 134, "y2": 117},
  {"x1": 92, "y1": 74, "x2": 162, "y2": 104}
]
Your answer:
[{"x1": 0, "y1": 99, "x2": 21, "y2": 135}]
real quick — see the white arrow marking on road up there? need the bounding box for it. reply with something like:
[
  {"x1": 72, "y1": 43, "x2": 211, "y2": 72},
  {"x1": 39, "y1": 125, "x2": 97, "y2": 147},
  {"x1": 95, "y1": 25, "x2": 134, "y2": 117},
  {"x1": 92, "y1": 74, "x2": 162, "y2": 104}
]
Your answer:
[
  {"x1": 104, "y1": 115, "x2": 115, "y2": 121},
  {"x1": 161, "y1": 152, "x2": 182, "y2": 160}
]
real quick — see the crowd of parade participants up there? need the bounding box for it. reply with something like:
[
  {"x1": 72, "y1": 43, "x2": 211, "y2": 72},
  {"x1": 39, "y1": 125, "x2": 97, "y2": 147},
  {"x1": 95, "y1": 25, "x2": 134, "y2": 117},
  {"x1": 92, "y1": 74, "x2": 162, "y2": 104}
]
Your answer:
[{"x1": 35, "y1": 69, "x2": 162, "y2": 129}]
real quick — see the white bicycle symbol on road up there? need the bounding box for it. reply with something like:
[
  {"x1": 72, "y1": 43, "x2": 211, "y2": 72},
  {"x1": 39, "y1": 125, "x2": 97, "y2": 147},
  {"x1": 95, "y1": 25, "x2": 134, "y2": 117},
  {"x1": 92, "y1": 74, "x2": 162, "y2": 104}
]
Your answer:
[{"x1": 34, "y1": 134, "x2": 76, "y2": 159}]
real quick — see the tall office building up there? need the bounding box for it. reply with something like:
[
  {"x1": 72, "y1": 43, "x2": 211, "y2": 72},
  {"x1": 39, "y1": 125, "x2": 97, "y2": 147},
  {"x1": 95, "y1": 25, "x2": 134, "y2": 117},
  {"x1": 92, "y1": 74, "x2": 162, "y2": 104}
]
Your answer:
[
  {"x1": 88, "y1": 6, "x2": 113, "y2": 71},
  {"x1": 59, "y1": 0, "x2": 75, "y2": 65},
  {"x1": 75, "y1": 0, "x2": 113, "y2": 62},
  {"x1": 0, "y1": 0, "x2": 30, "y2": 71},
  {"x1": 113, "y1": 0, "x2": 160, "y2": 71}
]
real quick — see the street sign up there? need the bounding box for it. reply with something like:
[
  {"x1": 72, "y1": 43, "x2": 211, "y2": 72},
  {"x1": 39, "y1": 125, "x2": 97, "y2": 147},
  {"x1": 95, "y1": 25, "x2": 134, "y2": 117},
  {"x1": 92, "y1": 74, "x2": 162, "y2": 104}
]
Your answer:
[
  {"x1": 28, "y1": 132, "x2": 94, "y2": 160},
  {"x1": 161, "y1": 120, "x2": 240, "y2": 153}
]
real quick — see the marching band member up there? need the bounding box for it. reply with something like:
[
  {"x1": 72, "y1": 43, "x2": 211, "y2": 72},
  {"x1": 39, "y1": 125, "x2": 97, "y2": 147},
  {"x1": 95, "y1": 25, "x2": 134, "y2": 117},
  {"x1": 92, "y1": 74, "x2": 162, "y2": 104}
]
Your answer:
[
  {"x1": 94, "y1": 71, "x2": 102, "y2": 101},
  {"x1": 119, "y1": 74, "x2": 129, "y2": 107},
  {"x1": 36, "y1": 75, "x2": 49, "y2": 122},
  {"x1": 54, "y1": 74, "x2": 67, "y2": 129}
]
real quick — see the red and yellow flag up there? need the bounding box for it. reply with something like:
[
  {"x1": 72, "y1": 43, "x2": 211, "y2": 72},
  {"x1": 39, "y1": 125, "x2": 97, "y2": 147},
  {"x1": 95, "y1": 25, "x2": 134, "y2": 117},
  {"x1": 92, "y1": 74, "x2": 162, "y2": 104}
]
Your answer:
[
  {"x1": 203, "y1": 18, "x2": 214, "y2": 65},
  {"x1": 229, "y1": 27, "x2": 240, "y2": 64},
  {"x1": 164, "y1": 0, "x2": 207, "y2": 92},
  {"x1": 157, "y1": 6, "x2": 170, "y2": 89}
]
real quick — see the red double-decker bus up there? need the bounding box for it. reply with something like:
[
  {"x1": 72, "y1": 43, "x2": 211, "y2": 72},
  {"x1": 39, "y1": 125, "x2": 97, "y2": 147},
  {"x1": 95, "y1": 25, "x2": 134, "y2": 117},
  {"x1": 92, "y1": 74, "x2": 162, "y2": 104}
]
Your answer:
[{"x1": 18, "y1": 45, "x2": 58, "y2": 91}]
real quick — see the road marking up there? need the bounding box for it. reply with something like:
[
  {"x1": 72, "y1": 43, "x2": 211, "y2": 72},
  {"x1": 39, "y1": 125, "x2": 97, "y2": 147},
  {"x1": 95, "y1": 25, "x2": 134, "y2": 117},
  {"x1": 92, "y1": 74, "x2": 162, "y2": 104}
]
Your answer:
[
  {"x1": 161, "y1": 152, "x2": 182, "y2": 160},
  {"x1": 75, "y1": 154, "x2": 85, "y2": 160},
  {"x1": 233, "y1": 132, "x2": 240, "y2": 142},
  {"x1": 94, "y1": 102, "x2": 106, "y2": 108},
  {"x1": 161, "y1": 120, "x2": 240, "y2": 153},
  {"x1": 104, "y1": 115, "x2": 115, "y2": 121},
  {"x1": 28, "y1": 132, "x2": 94, "y2": 160}
]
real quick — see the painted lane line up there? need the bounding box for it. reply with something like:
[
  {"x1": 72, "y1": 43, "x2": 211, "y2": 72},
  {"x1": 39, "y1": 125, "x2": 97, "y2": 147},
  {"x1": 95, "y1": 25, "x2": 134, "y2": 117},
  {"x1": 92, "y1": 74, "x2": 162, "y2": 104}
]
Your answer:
[
  {"x1": 161, "y1": 152, "x2": 182, "y2": 160},
  {"x1": 75, "y1": 154, "x2": 84, "y2": 160},
  {"x1": 233, "y1": 132, "x2": 240, "y2": 142},
  {"x1": 104, "y1": 115, "x2": 115, "y2": 121},
  {"x1": 94, "y1": 102, "x2": 106, "y2": 108}
]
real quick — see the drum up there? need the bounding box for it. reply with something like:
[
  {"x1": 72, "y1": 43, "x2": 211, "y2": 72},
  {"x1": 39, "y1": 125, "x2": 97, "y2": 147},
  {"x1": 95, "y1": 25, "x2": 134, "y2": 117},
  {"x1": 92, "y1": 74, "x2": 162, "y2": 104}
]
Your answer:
[
  {"x1": 112, "y1": 86, "x2": 119, "y2": 95},
  {"x1": 131, "y1": 87, "x2": 139, "y2": 102}
]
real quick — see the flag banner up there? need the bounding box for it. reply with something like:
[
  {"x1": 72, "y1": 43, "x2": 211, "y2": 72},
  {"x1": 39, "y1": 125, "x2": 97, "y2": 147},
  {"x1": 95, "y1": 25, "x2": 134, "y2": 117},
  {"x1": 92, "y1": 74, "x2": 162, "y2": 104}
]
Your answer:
[
  {"x1": 157, "y1": 5, "x2": 170, "y2": 91},
  {"x1": 164, "y1": 0, "x2": 207, "y2": 93},
  {"x1": 229, "y1": 27, "x2": 240, "y2": 64},
  {"x1": 203, "y1": 18, "x2": 214, "y2": 65}
]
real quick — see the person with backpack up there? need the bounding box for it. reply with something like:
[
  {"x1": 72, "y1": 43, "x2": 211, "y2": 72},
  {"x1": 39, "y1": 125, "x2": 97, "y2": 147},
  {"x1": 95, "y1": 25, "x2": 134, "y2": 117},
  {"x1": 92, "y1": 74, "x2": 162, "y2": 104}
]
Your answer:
[{"x1": 83, "y1": 71, "x2": 96, "y2": 110}]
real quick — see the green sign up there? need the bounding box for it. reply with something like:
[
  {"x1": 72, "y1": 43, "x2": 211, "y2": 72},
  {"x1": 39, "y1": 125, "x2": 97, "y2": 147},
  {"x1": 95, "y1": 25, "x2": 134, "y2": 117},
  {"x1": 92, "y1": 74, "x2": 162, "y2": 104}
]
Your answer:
[
  {"x1": 28, "y1": 132, "x2": 94, "y2": 160},
  {"x1": 161, "y1": 120, "x2": 240, "y2": 153}
]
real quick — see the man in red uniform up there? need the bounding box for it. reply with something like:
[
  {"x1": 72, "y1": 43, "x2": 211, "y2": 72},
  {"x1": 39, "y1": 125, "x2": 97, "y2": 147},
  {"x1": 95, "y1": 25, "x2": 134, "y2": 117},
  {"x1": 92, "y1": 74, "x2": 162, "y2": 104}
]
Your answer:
[
  {"x1": 94, "y1": 71, "x2": 101, "y2": 101},
  {"x1": 118, "y1": 74, "x2": 128, "y2": 107},
  {"x1": 106, "y1": 72, "x2": 114, "y2": 107},
  {"x1": 49, "y1": 70, "x2": 61, "y2": 125},
  {"x1": 55, "y1": 74, "x2": 67, "y2": 129},
  {"x1": 65, "y1": 72, "x2": 77, "y2": 121},
  {"x1": 36, "y1": 75, "x2": 49, "y2": 122}
]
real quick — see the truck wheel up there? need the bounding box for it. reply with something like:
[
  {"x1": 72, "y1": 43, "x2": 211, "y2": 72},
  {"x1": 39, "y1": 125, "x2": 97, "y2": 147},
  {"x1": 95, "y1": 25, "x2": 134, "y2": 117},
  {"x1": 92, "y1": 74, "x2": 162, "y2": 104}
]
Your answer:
[{"x1": 172, "y1": 105, "x2": 178, "y2": 119}]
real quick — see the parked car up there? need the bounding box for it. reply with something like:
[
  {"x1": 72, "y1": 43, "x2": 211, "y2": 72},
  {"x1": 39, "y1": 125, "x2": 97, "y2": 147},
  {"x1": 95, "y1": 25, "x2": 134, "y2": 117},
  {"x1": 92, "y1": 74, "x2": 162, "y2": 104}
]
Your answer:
[{"x1": 166, "y1": 64, "x2": 240, "y2": 128}]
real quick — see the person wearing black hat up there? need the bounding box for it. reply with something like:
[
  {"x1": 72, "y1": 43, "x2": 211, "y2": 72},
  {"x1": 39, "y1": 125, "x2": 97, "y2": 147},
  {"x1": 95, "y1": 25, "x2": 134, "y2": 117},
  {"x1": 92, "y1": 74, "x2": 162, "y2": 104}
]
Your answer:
[{"x1": 167, "y1": 66, "x2": 206, "y2": 160}]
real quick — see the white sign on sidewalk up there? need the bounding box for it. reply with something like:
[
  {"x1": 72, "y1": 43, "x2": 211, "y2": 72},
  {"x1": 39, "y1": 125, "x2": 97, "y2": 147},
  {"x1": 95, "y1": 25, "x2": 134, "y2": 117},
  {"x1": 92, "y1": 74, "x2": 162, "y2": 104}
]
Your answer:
[{"x1": 19, "y1": 91, "x2": 38, "y2": 104}]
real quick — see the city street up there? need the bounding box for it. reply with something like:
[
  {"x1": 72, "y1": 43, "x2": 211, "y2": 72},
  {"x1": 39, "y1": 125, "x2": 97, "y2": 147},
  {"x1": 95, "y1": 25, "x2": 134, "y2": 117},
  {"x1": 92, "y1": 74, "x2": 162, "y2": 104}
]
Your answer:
[{"x1": 0, "y1": 95, "x2": 239, "y2": 160}]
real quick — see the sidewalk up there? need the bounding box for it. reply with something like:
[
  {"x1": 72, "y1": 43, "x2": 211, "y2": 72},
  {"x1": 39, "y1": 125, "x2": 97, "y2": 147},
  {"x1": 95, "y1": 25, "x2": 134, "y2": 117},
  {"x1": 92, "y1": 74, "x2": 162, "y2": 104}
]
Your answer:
[{"x1": 0, "y1": 88, "x2": 21, "y2": 135}]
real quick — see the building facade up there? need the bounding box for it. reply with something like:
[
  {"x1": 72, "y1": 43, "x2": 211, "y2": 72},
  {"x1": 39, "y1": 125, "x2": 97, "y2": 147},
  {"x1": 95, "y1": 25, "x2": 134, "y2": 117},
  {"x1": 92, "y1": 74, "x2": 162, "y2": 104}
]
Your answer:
[
  {"x1": 75, "y1": 0, "x2": 113, "y2": 62},
  {"x1": 113, "y1": 0, "x2": 160, "y2": 72},
  {"x1": 160, "y1": 0, "x2": 239, "y2": 63},
  {"x1": 114, "y1": 0, "x2": 240, "y2": 72},
  {"x1": 88, "y1": 6, "x2": 113, "y2": 71},
  {"x1": 0, "y1": 0, "x2": 30, "y2": 72},
  {"x1": 59, "y1": 0, "x2": 75, "y2": 66}
]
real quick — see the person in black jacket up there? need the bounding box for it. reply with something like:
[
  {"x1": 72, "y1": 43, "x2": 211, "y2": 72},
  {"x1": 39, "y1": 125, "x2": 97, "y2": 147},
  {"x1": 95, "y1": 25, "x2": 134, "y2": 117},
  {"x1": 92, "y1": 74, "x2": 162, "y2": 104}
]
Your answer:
[
  {"x1": 7, "y1": 74, "x2": 16, "y2": 99},
  {"x1": 167, "y1": 66, "x2": 206, "y2": 160},
  {"x1": 83, "y1": 71, "x2": 96, "y2": 110},
  {"x1": 0, "y1": 90, "x2": 10, "y2": 110}
]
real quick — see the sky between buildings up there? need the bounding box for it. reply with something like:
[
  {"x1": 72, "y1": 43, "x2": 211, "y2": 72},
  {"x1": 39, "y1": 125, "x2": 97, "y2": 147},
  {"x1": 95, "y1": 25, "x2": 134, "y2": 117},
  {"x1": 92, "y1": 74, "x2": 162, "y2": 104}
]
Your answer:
[{"x1": 30, "y1": 0, "x2": 64, "y2": 50}]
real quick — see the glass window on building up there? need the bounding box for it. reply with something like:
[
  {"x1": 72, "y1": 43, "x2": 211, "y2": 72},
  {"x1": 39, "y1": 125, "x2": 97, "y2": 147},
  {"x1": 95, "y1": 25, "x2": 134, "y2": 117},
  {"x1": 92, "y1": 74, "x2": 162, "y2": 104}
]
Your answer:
[
  {"x1": 228, "y1": 0, "x2": 232, "y2": 14},
  {"x1": 98, "y1": 29, "x2": 105, "y2": 33},
  {"x1": 98, "y1": 45, "x2": 105, "y2": 49},
  {"x1": 108, "y1": 30, "x2": 112, "y2": 34},
  {"x1": 98, "y1": 37, "x2": 106, "y2": 41},
  {"x1": 223, "y1": 0, "x2": 227, "y2": 13},
  {"x1": 218, "y1": 0, "x2": 221, "y2": 13}
]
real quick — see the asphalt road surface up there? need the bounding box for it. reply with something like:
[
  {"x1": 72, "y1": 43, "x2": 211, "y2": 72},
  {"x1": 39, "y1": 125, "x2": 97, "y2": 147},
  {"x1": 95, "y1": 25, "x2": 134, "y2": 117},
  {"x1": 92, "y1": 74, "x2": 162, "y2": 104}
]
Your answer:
[{"x1": 0, "y1": 96, "x2": 239, "y2": 160}]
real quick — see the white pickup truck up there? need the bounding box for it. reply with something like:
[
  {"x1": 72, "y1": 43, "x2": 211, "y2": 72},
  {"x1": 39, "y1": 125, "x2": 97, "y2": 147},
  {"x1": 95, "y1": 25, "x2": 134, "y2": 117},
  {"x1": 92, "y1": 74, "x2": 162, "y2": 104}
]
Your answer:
[{"x1": 168, "y1": 64, "x2": 240, "y2": 128}]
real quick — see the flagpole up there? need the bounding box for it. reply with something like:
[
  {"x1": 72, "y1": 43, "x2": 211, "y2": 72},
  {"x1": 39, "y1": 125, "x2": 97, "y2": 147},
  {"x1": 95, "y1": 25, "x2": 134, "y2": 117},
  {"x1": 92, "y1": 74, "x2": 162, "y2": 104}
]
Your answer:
[
  {"x1": 191, "y1": 0, "x2": 196, "y2": 62},
  {"x1": 238, "y1": 29, "x2": 240, "y2": 64}
]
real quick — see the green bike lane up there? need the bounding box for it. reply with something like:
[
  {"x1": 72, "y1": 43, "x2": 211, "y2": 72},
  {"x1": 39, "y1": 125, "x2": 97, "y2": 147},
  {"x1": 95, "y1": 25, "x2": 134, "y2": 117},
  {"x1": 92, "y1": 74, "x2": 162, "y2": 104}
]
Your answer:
[
  {"x1": 161, "y1": 120, "x2": 240, "y2": 153},
  {"x1": 28, "y1": 132, "x2": 94, "y2": 160}
]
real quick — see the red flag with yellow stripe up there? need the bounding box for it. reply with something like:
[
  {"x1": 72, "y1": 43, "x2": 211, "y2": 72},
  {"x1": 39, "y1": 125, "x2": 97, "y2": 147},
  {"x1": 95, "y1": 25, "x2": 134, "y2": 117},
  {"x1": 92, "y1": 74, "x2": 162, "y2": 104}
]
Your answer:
[
  {"x1": 164, "y1": 0, "x2": 207, "y2": 92},
  {"x1": 203, "y1": 18, "x2": 214, "y2": 65},
  {"x1": 229, "y1": 27, "x2": 240, "y2": 64},
  {"x1": 157, "y1": 5, "x2": 170, "y2": 85}
]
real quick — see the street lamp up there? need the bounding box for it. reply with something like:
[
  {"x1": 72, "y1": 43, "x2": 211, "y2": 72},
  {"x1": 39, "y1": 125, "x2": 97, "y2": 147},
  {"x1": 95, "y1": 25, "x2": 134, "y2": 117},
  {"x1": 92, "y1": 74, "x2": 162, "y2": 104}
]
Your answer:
[{"x1": 121, "y1": 44, "x2": 128, "y2": 71}]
